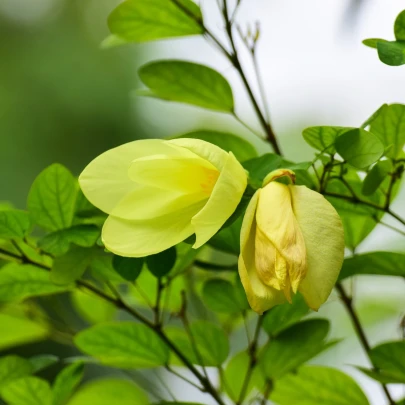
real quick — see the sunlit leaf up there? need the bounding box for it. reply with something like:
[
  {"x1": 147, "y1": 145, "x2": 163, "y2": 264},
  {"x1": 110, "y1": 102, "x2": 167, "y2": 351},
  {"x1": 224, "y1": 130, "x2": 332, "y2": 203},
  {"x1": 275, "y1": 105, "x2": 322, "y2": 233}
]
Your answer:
[
  {"x1": 0, "y1": 210, "x2": 31, "y2": 240},
  {"x1": 39, "y1": 225, "x2": 100, "y2": 257},
  {"x1": 67, "y1": 378, "x2": 148, "y2": 405},
  {"x1": 370, "y1": 104, "x2": 405, "y2": 158},
  {"x1": 339, "y1": 252, "x2": 405, "y2": 280},
  {"x1": 108, "y1": 0, "x2": 204, "y2": 43},
  {"x1": 395, "y1": 10, "x2": 405, "y2": 41},
  {"x1": 362, "y1": 160, "x2": 393, "y2": 196},
  {"x1": 377, "y1": 41, "x2": 405, "y2": 66},
  {"x1": 261, "y1": 319, "x2": 334, "y2": 379},
  {"x1": 0, "y1": 264, "x2": 71, "y2": 302},
  {"x1": 27, "y1": 164, "x2": 78, "y2": 231},
  {"x1": 335, "y1": 128, "x2": 384, "y2": 169},
  {"x1": 0, "y1": 356, "x2": 33, "y2": 388},
  {"x1": 74, "y1": 322, "x2": 169, "y2": 368},
  {"x1": 71, "y1": 289, "x2": 116, "y2": 325},
  {"x1": 52, "y1": 362, "x2": 84, "y2": 405},
  {"x1": 223, "y1": 350, "x2": 265, "y2": 402},
  {"x1": 369, "y1": 341, "x2": 405, "y2": 383},
  {"x1": 271, "y1": 366, "x2": 370, "y2": 405},
  {"x1": 243, "y1": 154, "x2": 282, "y2": 188},
  {"x1": 302, "y1": 126, "x2": 352, "y2": 154},
  {"x1": 1, "y1": 376, "x2": 53, "y2": 405},
  {"x1": 139, "y1": 61, "x2": 234, "y2": 112}
]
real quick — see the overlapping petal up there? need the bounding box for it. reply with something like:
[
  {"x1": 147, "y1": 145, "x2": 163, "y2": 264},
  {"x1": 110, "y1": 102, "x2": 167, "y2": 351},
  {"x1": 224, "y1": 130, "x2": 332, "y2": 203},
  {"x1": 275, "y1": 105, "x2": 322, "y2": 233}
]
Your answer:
[
  {"x1": 290, "y1": 185, "x2": 345, "y2": 310},
  {"x1": 79, "y1": 139, "x2": 194, "y2": 214},
  {"x1": 103, "y1": 200, "x2": 206, "y2": 257},
  {"x1": 191, "y1": 152, "x2": 247, "y2": 248},
  {"x1": 239, "y1": 191, "x2": 286, "y2": 314}
]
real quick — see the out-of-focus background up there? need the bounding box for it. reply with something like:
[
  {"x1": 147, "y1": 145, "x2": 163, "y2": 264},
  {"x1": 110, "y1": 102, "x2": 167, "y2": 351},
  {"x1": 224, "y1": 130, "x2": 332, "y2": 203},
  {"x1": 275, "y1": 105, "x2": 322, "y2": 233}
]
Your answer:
[{"x1": 0, "y1": 0, "x2": 404, "y2": 403}]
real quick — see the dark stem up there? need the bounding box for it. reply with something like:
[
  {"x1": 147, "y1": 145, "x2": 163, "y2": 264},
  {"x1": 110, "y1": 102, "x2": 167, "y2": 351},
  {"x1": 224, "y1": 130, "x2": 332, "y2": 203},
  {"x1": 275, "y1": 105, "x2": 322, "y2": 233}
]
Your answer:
[
  {"x1": 222, "y1": 0, "x2": 282, "y2": 155},
  {"x1": 237, "y1": 315, "x2": 263, "y2": 405},
  {"x1": 335, "y1": 283, "x2": 396, "y2": 405}
]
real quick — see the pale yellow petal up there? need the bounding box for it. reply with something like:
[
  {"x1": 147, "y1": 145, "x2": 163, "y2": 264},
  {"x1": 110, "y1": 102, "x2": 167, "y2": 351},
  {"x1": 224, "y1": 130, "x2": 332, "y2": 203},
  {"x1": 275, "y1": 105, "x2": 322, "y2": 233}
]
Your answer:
[
  {"x1": 128, "y1": 155, "x2": 219, "y2": 195},
  {"x1": 256, "y1": 182, "x2": 307, "y2": 294},
  {"x1": 168, "y1": 138, "x2": 228, "y2": 171},
  {"x1": 111, "y1": 186, "x2": 208, "y2": 220},
  {"x1": 192, "y1": 152, "x2": 247, "y2": 248},
  {"x1": 238, "y1": 191, "x2": 286, "y2": 314},
  {"x1": 102, "y1": 201, "x2": 206, "y2": 257},
  {"x1": 79, "y1": 139, "x2": 194, "y2": 214},
  {"x1": 291, "y1": 185, "x2": 345, "y2": 310}
]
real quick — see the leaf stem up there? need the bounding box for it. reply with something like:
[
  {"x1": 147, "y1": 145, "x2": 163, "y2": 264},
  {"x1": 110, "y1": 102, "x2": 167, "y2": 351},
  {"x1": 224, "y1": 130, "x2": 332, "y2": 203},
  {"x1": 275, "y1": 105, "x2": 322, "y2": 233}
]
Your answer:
[{"x1": 335, "y1": 283, "x2": 396, "y2": 405}]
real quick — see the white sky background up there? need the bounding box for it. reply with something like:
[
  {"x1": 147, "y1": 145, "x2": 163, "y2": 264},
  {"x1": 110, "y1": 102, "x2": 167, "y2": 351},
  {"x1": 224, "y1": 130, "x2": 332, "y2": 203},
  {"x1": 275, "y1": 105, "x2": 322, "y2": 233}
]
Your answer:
[{"x1": 1, "y1": 0, "x2": 404, "y2": 403}]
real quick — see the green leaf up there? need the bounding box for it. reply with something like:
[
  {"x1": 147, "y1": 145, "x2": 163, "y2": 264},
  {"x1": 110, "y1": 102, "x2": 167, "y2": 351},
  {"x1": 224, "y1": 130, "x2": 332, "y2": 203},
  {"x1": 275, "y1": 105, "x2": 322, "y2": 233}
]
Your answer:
[
  {"x1": 223, "y1": 350, "x2": 264, "y2": 402},
  {"x1": 173, "y1": 130, "x2": 257, "y2": 162},
  {"x1": 202, "y1": 278, "x2": 247, "y2": 314},
  {"x1": 166, "y1": 321, "x2": 229, "y2": 366},
  {"x1": 208, "y1": 216, "x2": 242, "y2": 255},
  {"x1": 261, "y1": 319, "x2": 333, "y2": 379},
  {"x1": 339, "y1": 252, "x2": 405, "y2": 280},
  {"x1": 100, "y1": 35, "x2": 127, "y2": 49},
  {"x1": 71, "y1": 289, "x2": 116, "y2": 324},
  {"x1": 361, "y1": 104, "x2": 388, "y2": 128},
  {"x1": 362, "y1": 160, "x2": 393, "y2": 196},
  {"x1": 262, "y1": 294, "x2": 309, "y2": 337},
  {"x1": 27, "y1": 164, "x2": 78, "y2": 231},
  {"x1": 0, "y1": 304, "x2": 49, "y2": 350},
  {"x1": 139, "y1": 60, "x2": 234, "y2": 112},
  {"x1": 52, "y1": 246, "x2": 93, "y2": 285},
  {"x1": 377, "y1": 40, "x2": 405, "y2": 66},
  {"x1": 0, "y1": 210, "x2": 31, "y2": 240},
  {"x1": 28, "y1": 355, "x2": 59, "y2": 373},
  {"x1": 0, "y1": 356, "x2": 33, "y2": 388},
  {"x1": 112, "y1": 255, "x2": 143, "y2": 282},
  {"x1": 52, "y1": 362, "x2": 84, "y2": 405},
  {"x1": 67, "y1": 378, "x2": 148, "y2": 405},
  {"x1": 271, "y1": 366, "x2": 370, "y2": 405},
  {"x1": 335, "y1": 128, "x2": 384, "y2": 169},
  {"x1": 108, "y1": 0, "x2": 204, "y2": 43},
  {"x1": 74, "y1": 322, "x2": 169, "y2": 368},
  {"x1": 171, "y1": 242, "x2": 200, "y2": 276},
  {"x1": 369, "y1": 341, "x2": 405, "y2": 383},
  {"x1": 356, "y1": 366, "x2": 405, "y2": 384},
  {"x1": 0, "y1": 264, "x2": 70, "y2": 302},
  {"x1": 326, "y1": 178, "x2": 383, "y2": 249},
  {"x1": 243, "y1": 154, "x2": 283, "y2": 188},
  {"x1": 1, "y1": 376, "x2": 53, "y2": 405},
  {"x1": 362, "y1": 38, "x2": 388, "y2": 49},
  {"x1": 395, "y1": 10, "x2": 405, "y2": 40},
  {"x1": 39, "y1": 225, "x2": 100, "y2": 257},
  {"x1": 90, "y1": 253, "x2": 126, "y2": 283},
  {"x1": 370, "y1": 104, "x2": 405, "y2": 158},
  {"x1": 302, "y1": 126, "x2": 352, "y2": 154},
  {"x1": 146, "y1": 246, "x2": 177, "y2": 278}
]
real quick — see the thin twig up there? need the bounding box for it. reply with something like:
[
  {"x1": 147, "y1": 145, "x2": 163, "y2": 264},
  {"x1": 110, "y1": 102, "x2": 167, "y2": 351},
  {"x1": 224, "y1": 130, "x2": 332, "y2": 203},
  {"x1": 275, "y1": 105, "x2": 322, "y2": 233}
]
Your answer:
[
  {"x1": 237, "y1": 315, "x2": 263, "y2": 405},
  {"x1": 335, "y1": 283, "x2": 396, "y2": 405},
  {"x1": 165, "y1": 365, "x2": 205, "y2": 391}
]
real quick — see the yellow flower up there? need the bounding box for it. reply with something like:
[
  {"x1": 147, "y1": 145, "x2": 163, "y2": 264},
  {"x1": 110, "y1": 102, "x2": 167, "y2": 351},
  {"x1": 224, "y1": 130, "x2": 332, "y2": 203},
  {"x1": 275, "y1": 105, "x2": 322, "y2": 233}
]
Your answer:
[
  {"x1": 238, "y1": 170, "x2": 344, "y2": 314},
  {"x1": 79, "y1": 138, "x2": 247, "y2": 257}
]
